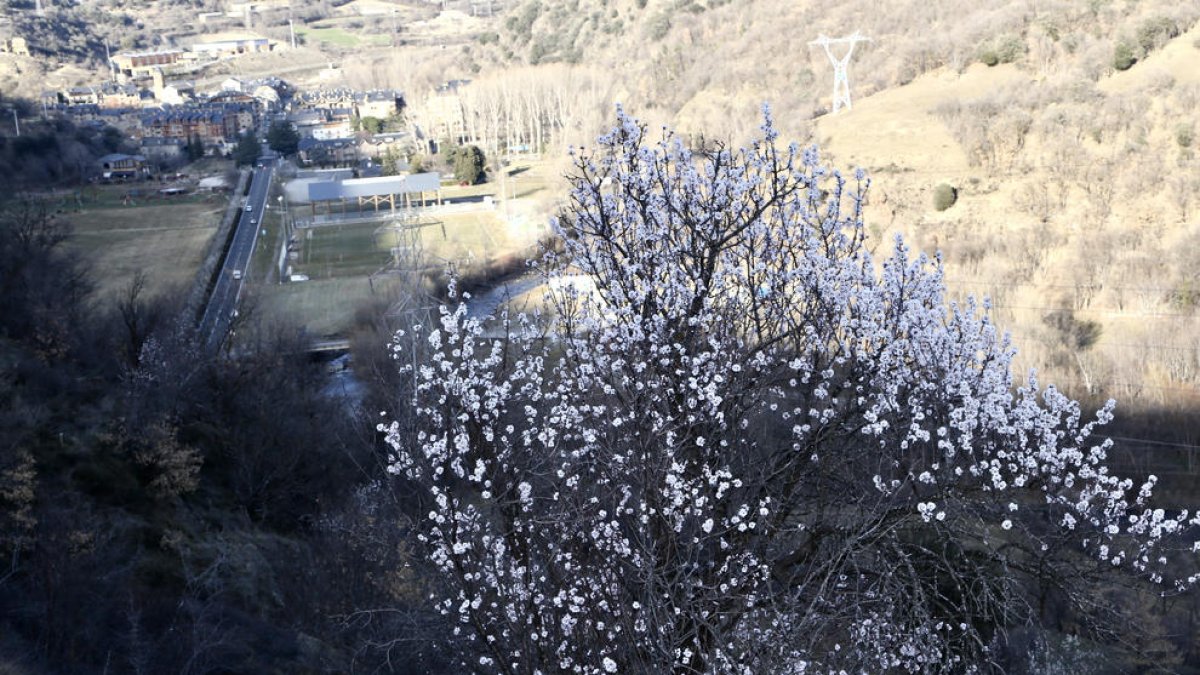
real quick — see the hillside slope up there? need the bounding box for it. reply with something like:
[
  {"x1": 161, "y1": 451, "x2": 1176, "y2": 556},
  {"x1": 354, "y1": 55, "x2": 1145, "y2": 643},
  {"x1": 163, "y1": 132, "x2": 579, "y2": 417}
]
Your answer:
[{"x1": 453, "y1": 0, "x2": 1200, "y2": 422}]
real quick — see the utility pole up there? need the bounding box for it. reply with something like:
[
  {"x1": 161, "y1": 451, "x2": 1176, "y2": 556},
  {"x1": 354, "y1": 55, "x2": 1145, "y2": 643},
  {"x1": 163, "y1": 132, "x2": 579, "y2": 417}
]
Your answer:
[
  {"x1": 10, "y1": 109, "x2": 19, "y2": 137},
  {"x1": 289, "y1": 19, "x2": 297, "y2": 49},
  {"x1": 808, "y1": 32, "x2": 871, "y2": 114}
]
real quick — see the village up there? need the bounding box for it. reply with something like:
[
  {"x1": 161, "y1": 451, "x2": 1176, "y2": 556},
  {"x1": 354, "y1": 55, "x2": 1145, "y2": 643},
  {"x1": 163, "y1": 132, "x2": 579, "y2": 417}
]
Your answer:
[
  {"x1": 41, "y1": 59, "x2": 415, "y2": 178},
  {"x1": 0, "y1": 27, "x2": 556, "y2": 345}
]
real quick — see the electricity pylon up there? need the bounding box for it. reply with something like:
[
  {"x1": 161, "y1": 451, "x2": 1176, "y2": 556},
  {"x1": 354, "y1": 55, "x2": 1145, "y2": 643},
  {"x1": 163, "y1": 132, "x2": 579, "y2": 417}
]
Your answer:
[{"x1": 809, "y1": 32, "x2": 871, "y2": 114}]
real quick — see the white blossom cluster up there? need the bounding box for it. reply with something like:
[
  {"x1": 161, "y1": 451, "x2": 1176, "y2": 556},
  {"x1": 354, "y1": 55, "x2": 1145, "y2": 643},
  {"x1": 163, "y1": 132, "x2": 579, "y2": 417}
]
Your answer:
[{"x1": 381, "y1": 106, "x2": 1200, "y2": 673}]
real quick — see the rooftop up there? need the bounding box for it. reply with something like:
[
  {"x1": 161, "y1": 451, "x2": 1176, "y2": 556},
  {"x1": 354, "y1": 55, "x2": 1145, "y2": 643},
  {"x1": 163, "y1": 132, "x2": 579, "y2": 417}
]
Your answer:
[{"x1": 307, "y1": 172, "x2": 441, "y2": 201}]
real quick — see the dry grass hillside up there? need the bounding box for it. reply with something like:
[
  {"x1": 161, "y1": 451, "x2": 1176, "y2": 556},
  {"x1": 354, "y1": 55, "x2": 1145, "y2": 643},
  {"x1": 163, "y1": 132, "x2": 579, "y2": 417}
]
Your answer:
[{"x1": 415, "y1": 0, "x2": 1200, "y2": 437}]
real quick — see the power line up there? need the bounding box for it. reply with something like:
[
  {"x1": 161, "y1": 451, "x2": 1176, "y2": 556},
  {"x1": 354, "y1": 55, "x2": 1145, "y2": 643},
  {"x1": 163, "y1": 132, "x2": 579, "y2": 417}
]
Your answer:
[
  {"x1": 1103, "y1": 435, "x2": 1200, "y2": 451},
  {"x1": 992, "y1": 304, "x2": 1198, "y2": 320},
  {"x1": 1006, "y1": 332, "x2": 1199, "y2": 354},
  {"x1": 944, "y1": 278, "x2": 1189, "y2": 296}
]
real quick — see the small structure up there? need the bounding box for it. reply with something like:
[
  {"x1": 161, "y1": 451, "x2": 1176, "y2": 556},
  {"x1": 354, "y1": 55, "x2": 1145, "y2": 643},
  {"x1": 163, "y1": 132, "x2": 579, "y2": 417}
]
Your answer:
[
  {"x1": 0, "y1": 37, "x2": 30, "y2": 56},
  {"x1": 198, "y1": 175, "x2": 231, "y2": 191},
  {"x1": 97, "y1": 153, "x2": 149, "y2": 181}
]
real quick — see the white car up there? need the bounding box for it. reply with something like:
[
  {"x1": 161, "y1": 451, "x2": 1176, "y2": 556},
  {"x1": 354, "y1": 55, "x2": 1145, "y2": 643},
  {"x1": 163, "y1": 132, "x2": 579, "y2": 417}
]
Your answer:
[
  {"x1": 245, "y1": 204, "x2": 252, "y2": 212},
  {"x1": 231, "y1": 269, "x2": 243, "y2": 280}
]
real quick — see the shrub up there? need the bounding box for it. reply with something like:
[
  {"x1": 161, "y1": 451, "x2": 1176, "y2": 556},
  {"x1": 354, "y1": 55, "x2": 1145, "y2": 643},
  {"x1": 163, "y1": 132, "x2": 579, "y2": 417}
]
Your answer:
[
  {"x1": 360, "y1": 116, "x2": 383, "y2": 135},
  {"x1": 979, "y1": 49, "x2": 1000, "y2": 67},
  {"x1": 1113, "y1": 41, "x2": 1136, "y2": 71},
  {"x1": 646, "y1": 12, "x2": 671, "y2": 41},
  {"x1": 1136, "y1": 17, "x2": 1180, "y2": 56},
  {"x1": 1175, "y1": 124, "x2": 1194, "y2": 149},
  {"x1": 994, "y1": 35, "x2": 1025, "y2": 63},
  {"x1": 933, "y1": 183, "x2": 958, "y2": 211},
  {"x1": 452, "y1": 144, "x2": 487, "y2": 185}
]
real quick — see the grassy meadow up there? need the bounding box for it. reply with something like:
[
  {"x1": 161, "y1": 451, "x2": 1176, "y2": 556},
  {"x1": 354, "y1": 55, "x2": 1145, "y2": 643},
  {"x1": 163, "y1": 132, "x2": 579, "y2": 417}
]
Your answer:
[{"x1": 63, "y1": 194, "x2": 225, "y2": 303}]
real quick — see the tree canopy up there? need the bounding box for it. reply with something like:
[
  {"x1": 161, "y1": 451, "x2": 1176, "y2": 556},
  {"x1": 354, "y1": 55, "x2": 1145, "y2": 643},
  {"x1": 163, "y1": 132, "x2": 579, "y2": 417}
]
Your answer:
[
  {"x1": 233, "y1": 130, "x2": 260, "y2": 166},
  {"x1": 266, "y1": 121, "x2": 300, "y2": 156},
  {"x1": 382, "y1": 107, "x2": 1200, "y2": 673},
  {"x1": 450, "y1": 144, "x2": 486, "y2": 184}
]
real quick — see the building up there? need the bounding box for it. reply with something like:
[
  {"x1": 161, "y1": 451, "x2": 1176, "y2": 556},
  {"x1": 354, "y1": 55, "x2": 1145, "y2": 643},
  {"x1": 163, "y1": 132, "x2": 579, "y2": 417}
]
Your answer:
[
  {"x1": 304, "y1": 172, "x2": 443, "y2": 215},
  {"x1": 111, "y1": 50, "x2": 185, "y2": 77},
  {"x1": 421, "y1": 80, "x2": 470, "y2": 141},
  {"x1": 0, "y1": 37, "x2": 30, "y2": 56},
  {"x1": 97, "y1": 108, "x2": 147, "y2": 138},
  {"x1": 63, "y1": 104, "x2": 102, "y2": 123},
  {"x1": 209, "y1": 90, "x2": 257, "y2": 107},
  {"x1": 198, "y1": 102, "x2": 257, "y2": 134},
  {"x1": 156, "y1": 83, "x2": 196, "y2": 106},
  {"x1": 311, "y1": 119, "x2": 354, "y2": 140},
  {"x1": 297, "y1": 137, "x2": 360, "y2": 166},
  {"x1": 359, "y1": 131, "x2": 414, "y2": 161},
  {"x1": 97, "y1": 82, "x2": 151, "y2": 109},
  {"x1": 252, "y1": 84, "x2": 281, "y2": 109},
  {"x1": 142, "y1": 108, "x2": 243, "y2": 145},
  {"x1": 191, "y1": 36, "x2": 271, "y2": 57},
  {"x1": 139, "y1": 137, "x2": 187, "y2": 162},
  {"x1": 356, "y1": 90, "x2": 405, "y2": 119},
  {"x1": 63, "y1": 86, "x2": 101, "y2": 106},
  {"x1": 96, "y1": 153, "x2": 149, "y2": 181}
]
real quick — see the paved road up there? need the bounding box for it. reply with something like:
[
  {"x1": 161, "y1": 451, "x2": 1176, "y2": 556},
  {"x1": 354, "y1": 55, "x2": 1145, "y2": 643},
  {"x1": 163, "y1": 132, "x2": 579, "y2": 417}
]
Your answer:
[{"x1": 199, "y1": 158, "x2": 275, "y2": 350}]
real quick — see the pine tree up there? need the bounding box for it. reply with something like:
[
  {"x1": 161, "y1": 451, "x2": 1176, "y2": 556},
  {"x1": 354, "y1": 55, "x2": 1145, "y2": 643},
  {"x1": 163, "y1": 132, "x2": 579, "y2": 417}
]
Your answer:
[{"x1": 233, "y1": 131, "x2": 259, "y2": 166}]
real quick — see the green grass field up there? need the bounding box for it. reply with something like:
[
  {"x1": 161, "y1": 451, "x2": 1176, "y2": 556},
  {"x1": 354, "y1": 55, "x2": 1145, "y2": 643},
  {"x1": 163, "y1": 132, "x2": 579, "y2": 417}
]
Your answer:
[
  {"x1": 295, "y1": 25, "x2": 391, "y2": 48},
  {"x1": 291, "y1": 210, "x2": 519, "y2": 280},
  {"x1": 251, "y1": 207, "x2": 539, "y2": 336},
  {"x1": 64, "y1": 200, "x2": 225, "y2": 303},
  {"x1": 254, "y1": 276, "x2": 408, "y2": 338},
  {"x1": 257, "y1": 160, "x2": 560, "y2": 337}
]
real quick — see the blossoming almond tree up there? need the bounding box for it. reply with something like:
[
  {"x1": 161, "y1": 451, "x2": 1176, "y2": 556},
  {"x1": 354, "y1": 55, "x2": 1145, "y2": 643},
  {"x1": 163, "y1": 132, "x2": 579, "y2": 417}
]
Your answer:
[{"x1": 381, "y1": 107, "x2": 1200, "y2": 673}]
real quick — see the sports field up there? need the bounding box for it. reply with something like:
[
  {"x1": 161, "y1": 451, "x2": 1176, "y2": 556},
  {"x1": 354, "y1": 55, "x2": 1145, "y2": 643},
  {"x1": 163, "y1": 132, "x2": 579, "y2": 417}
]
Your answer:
[
  {"x1": 291, "y1": 210, "x2": 528, "y2": 280},
  {"x1": 294, "y1": 24, "x2": 391, "y2": 48},
  {"x1": 254, "y1": 160, "x2": 559, "y2": 337},
  {"x1": 64, "y1": 196, "x2": 226, "y2": 303}
]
